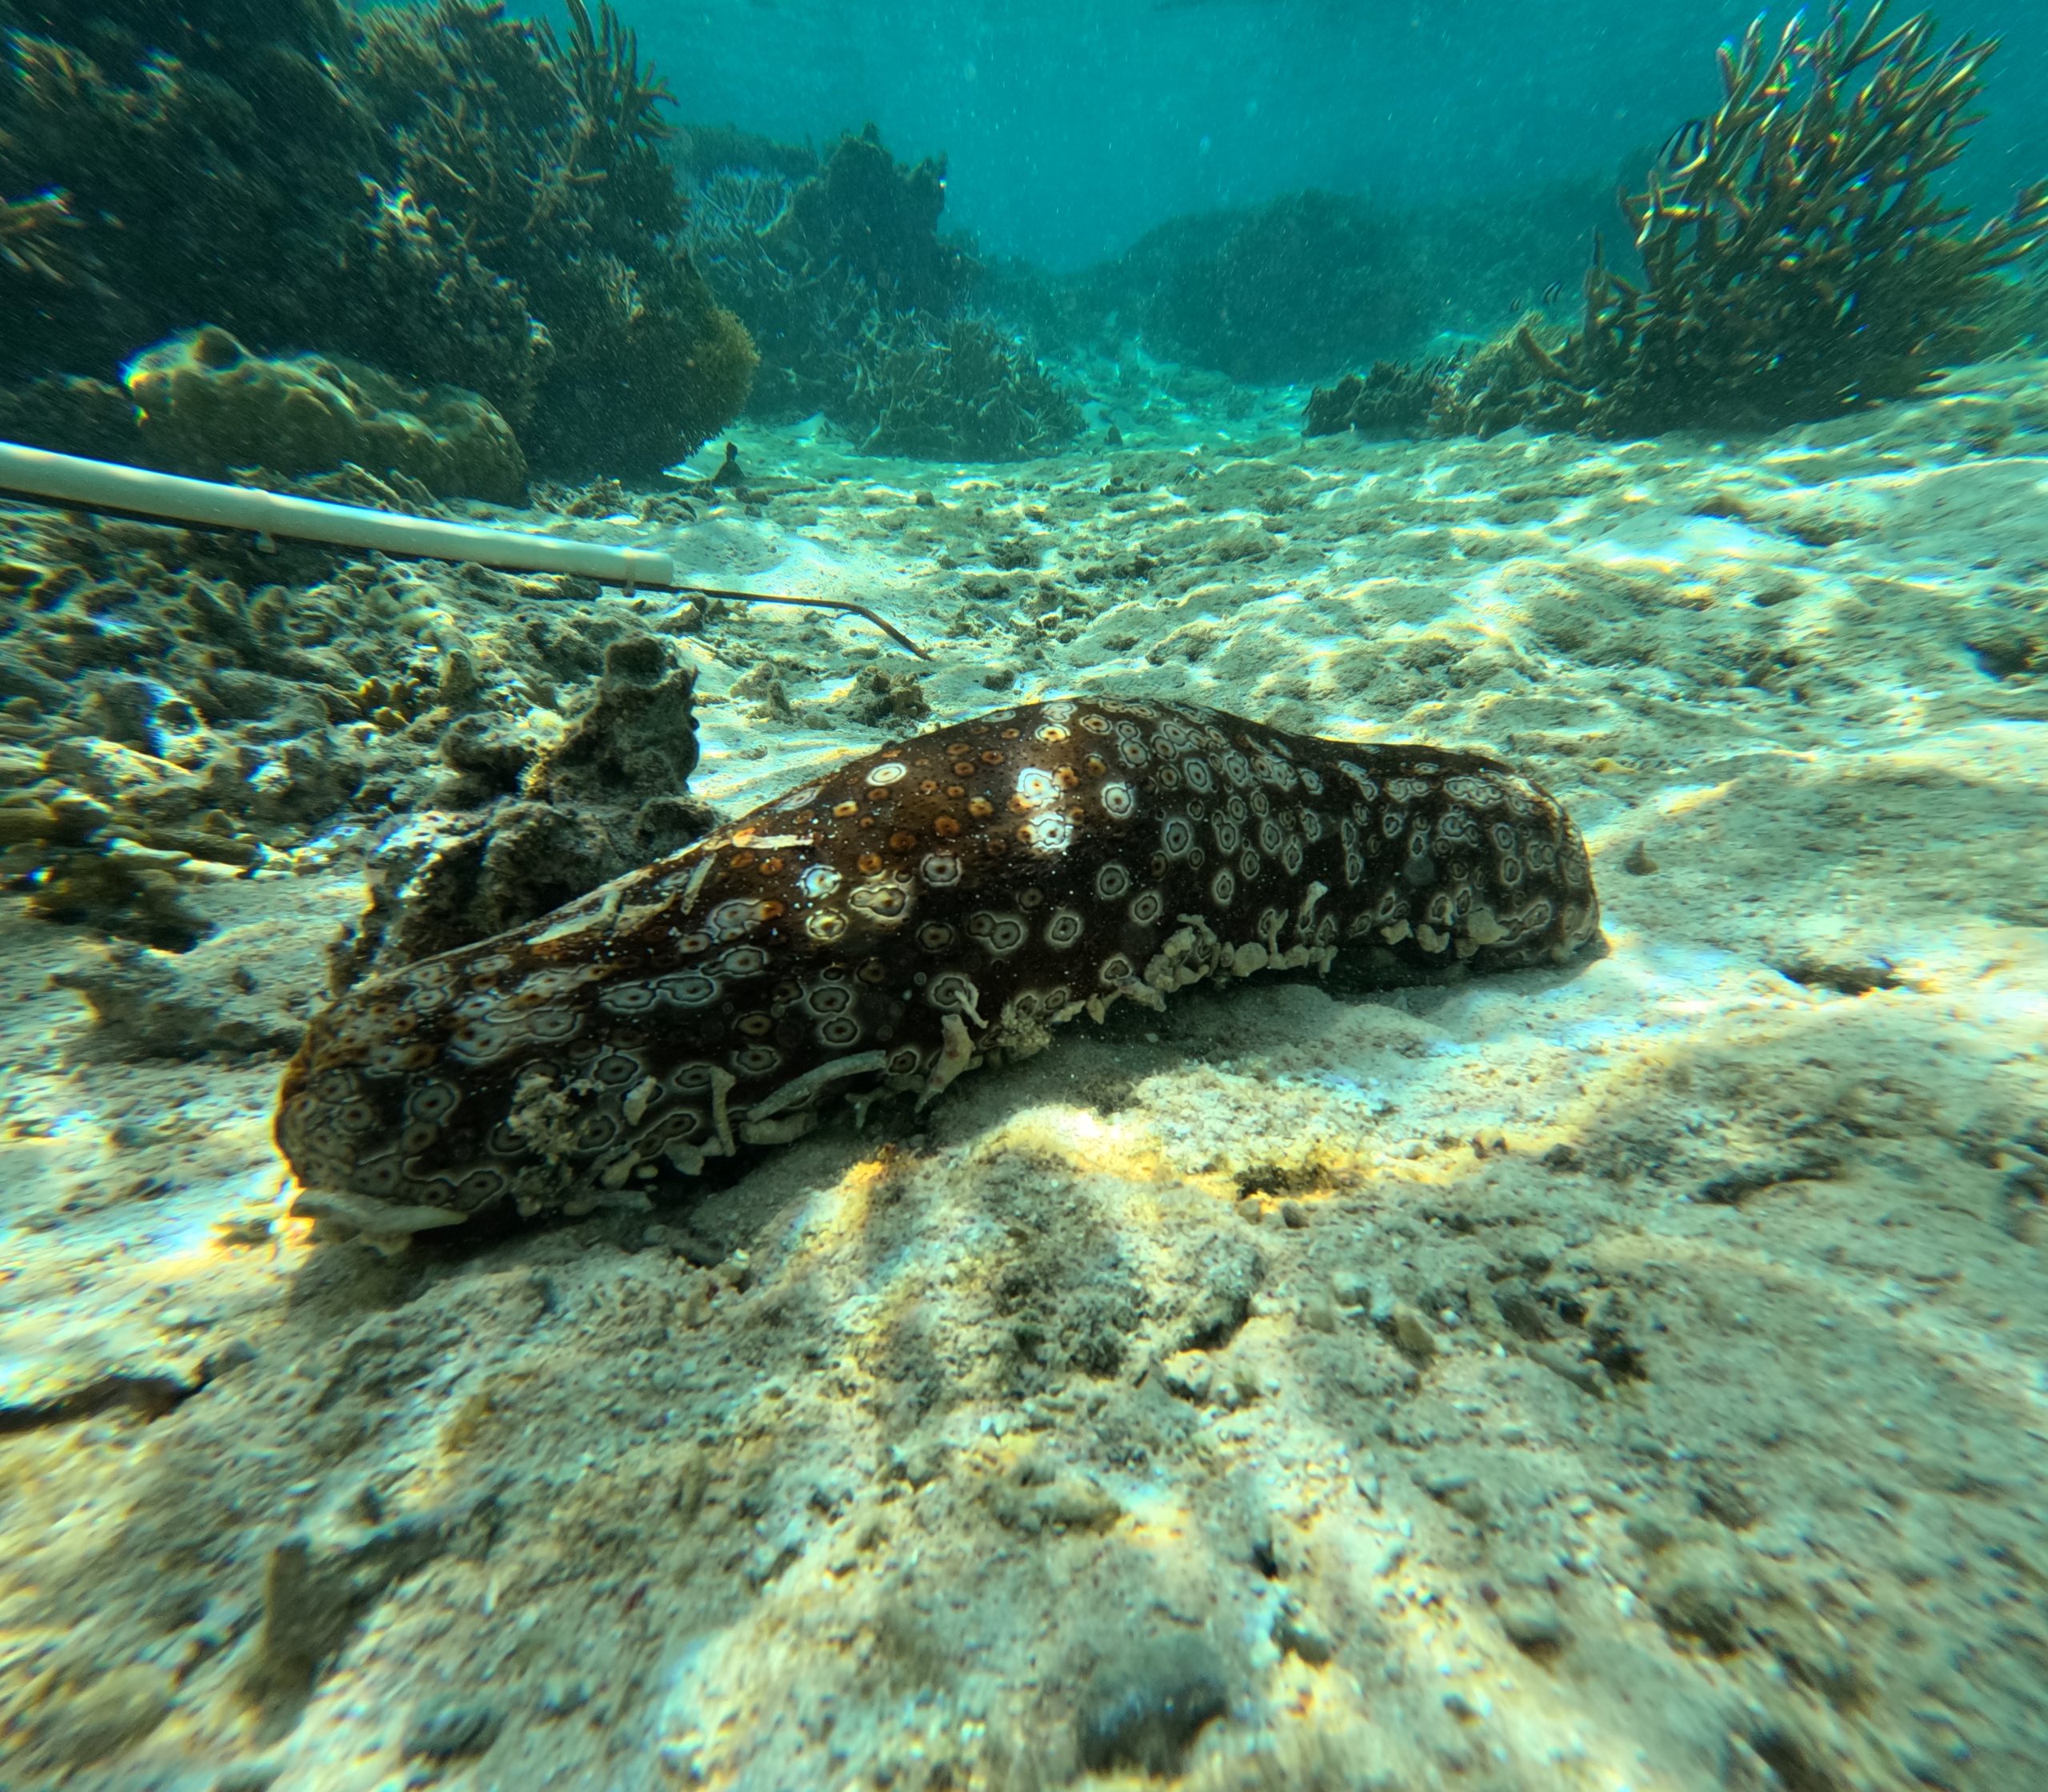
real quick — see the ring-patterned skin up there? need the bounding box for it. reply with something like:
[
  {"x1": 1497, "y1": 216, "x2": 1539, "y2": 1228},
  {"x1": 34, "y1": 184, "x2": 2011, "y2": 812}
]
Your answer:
[{"x1": 275, "y1": 699, "x2": 1600, "y2": 1234}]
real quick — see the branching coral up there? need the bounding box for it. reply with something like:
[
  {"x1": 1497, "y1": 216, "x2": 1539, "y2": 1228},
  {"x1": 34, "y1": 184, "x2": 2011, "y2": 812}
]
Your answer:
[
  {"x1": 1310, "y1": 3, "x2": 2048, "y2": 441},
  {"x1": 843, "y1": 314, "x2": 1083, "y2": 462},
  {"x1": 1543, "y1": 2, "x2": 2048, "y2": 432},
  {"x1": 0, "y1": 0, "x2": 754, "y2": 478},
  {"x1": 681, "y1": 125, "x2": 1078, "y2": 459}
]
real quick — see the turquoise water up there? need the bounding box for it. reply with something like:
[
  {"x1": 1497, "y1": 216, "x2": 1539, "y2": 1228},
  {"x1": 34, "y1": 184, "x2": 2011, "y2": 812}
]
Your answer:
[{"x1": 598, "y1": 0, "x2": 2048, "y2": 270}]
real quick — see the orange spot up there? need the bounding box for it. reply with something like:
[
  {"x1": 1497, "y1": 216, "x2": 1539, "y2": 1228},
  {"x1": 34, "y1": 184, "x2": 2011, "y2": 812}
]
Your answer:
[
  {"x1": 858, "y1": 851, "x2": 883, "y2": 874},
  {"x1": 889, "y1": 830, "x2": 918, "y2": 850},
  {"x1": 953, "y1": 760, "x2": 976, "y2": 776},
  {"x1": 760, "y1": 857, "x2": 784, "y2": 875},
  {"x1": 946, "y1": 784, "x2": 966, "y2": 798},
  {"x1": 1083, "y1": 754, "x2": 1107, "y2": 777},
  {"x1": 833, "y1": 800, "x2": 859, "y2": 818},
  {"x1": 1054, "y1": 766, "x2": 1078, "y2": 788},
  {"x1": 733, "y1": 827, "x2": 761, "y2": 846},
  {"x1": 858, "y1": 814, "x2": 877, "y2": 828},
  {"x1": 980, "y1": 750, "x2": 1004, "y2": 765},
  {"x1": 968, "y1": 797, "x2": 994, "y2": 818},
  {"x1": 934, "y1": 814, "x2": 962, "y2": 836},
  {"x1": 1001, "y1": 727, "x2": 1022, "y2": 739},
  {"x1": 730, "y1": 850, "x2": 756, "y2": 870},
  {"x1": 759, "y1": 901, "x2": 786, "y2": 922},
  {"x1": 918, "y1": 779, "x2": 939, "y2": 794}
]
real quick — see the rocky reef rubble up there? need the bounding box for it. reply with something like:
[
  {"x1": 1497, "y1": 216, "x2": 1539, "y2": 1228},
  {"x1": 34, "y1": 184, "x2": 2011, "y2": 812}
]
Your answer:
[
  {"x1": 328, "y1": 632, "x2": 712, "y2": 989},
  {"x1": 0, "y1": 486, "x2": 726, "y2": 1047}
]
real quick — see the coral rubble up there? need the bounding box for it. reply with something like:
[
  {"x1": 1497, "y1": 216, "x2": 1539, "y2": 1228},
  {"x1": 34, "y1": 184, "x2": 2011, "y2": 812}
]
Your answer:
[{"x1": 329, "y1": 633, "x2": 712, "y2": 987}]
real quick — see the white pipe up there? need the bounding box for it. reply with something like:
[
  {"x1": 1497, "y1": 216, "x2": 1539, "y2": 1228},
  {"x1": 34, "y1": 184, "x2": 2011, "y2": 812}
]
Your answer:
[{"x1": 0, "y1": 441, "x2": 677, "y2": 588}]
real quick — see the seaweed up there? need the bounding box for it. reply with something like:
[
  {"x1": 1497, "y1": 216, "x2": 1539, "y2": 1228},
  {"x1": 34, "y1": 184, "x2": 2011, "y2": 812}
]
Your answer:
[
  {"x1": 1316, "y1": 3, "x2": 2048, "y2": 442},
  {"x1": 0, "y1": 0, "x2": 754, "y2": 478}
]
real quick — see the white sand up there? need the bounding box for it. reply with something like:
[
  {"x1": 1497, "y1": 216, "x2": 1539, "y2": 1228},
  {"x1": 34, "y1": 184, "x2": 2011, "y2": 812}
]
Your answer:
[{"x1": 2, "y1": 361, "x2": 2045, "y2": 1790}]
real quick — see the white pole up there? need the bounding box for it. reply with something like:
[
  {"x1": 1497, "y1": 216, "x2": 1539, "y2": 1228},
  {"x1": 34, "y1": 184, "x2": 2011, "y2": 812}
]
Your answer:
[{"x1": 0, "y1": 441, "x2": 677, "y2": 589}]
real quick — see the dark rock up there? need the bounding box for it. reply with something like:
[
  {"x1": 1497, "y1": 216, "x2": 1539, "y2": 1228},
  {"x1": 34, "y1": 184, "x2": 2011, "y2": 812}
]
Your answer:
[
  {"x1": 1490, "y1": 1278, "x2": 1555, "y2": 1342},
  {"x1": 401, "y1": 1699, "x2": 502, "y2": 1761},
  {"x1": 1176, "y1": 1234, "x2": 1263, "y2": 1351},
  {"x1": 528, "y1": 634, "x2": 699, "y2": 807},
  {"x1": 330, "y1": 636, "x2": 712, "y2": 984},
  {"x1": 1498, "y1": 1599, "x2": 1570, "y2": 1660},
  {"x1": 1076, "y1": 1635, "x2": 1228, "y2": 1775}
]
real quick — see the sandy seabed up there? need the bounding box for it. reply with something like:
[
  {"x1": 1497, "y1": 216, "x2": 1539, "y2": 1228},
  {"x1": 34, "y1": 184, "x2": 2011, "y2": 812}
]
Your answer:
[{"x1": 2, "y1": 358, "x2": 2046, "y2": 1792}]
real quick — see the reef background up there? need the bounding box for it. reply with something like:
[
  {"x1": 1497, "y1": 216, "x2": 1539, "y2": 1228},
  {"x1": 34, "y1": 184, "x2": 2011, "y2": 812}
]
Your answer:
[{"x1": 3, "y1": 2, "x2": 2048, "y2": 1790}]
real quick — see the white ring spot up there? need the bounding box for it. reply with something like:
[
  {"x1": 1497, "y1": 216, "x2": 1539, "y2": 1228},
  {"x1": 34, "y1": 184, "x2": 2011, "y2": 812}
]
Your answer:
[
  {"x1": 866, "y1": 762, "x2": 908, "y2": 786},
  {"x1": 1015, "y1": 766, "x2": 1059, "y2": 807},
  {"x1": 1101, "y1": 781, "x2": 1137, "y2": 818},
  {"x1": 1044, "y1": 908, "x2": 1086, "y2": 948},
  {"x1": 1022, "y1": 812, "x2": 1074, "y2": 853}
]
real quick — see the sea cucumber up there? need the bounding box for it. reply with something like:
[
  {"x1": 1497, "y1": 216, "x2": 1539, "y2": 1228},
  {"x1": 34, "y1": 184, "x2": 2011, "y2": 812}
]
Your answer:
[{"x1": 276, "y1": 699, "x2": 1600, "y2": 1237}]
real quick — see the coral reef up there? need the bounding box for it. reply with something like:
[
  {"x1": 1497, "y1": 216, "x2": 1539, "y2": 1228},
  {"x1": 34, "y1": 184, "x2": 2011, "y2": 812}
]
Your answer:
[
  {"x1": 1311, "y1": 4, "x2": 2048, "y2": 441},
  {"x1": 1096, "y1": 191, "x2": 1422, "y2": 383},
  {"x1": 1020, "y1": 178, "x2": 1611, "y2": 384},
  {"x1": 683, "y1": 126, "x2": 1078, "y2": 460},
  {"x1": 1302, "y1": 357, "x2": 1458, "y2": 438},
  {"x1": 0, "y1": 372, "x2": 139, "y2": 462},
  {"x1": 116, "y1": 327, "x2": 526, "y2": 503},
  {"x1": 0, "y1": 0, "x2": 753, "y2": 478},
  {"x1": 844, "y1": 315, "x2": 1083, "y2": 461}
]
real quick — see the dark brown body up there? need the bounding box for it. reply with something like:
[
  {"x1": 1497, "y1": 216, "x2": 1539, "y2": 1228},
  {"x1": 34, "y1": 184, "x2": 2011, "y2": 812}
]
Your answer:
[{"x1": 276, "y1": 699, "x2": 1599, "y2": 1233}]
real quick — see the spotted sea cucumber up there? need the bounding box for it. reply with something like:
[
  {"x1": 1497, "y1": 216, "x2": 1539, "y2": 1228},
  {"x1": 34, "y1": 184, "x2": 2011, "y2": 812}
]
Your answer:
[{"x1": 276, "y1": 699, "x2": 1599, "y2": 1236}]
